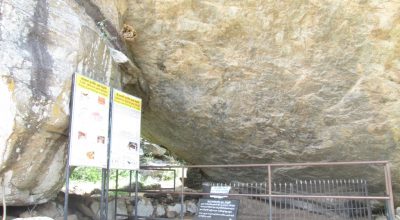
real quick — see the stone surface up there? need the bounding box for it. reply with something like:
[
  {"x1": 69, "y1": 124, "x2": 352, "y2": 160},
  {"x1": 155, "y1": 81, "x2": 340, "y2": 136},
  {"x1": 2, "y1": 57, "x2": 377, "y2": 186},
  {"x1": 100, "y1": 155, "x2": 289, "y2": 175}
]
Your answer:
[
  {"x1": 124, "y1": 0, "x2": 400, "y2": 200},
  {"x1": 166, "y1": 204, "x2": 185, "y2": 218},
  {"x1": 1, "y1": 0, "x2": 400, "y2": 207},
  {"x1": 110, "y1": 199, "x2": 128, "y2": 220},
  {"x1": 142, "y1": 139, "x2": 167, "y2": 157},
  {"x1": 185, "y1": 200, "x2": 198, "y2": 215},
  {"x1": 33, "y1": 202, "x2": 63, "y2": 219},
  {"x1": 155, "y1": 204, "x2": 166, "y2": 217},
  {"x1": 0, "y1": 0, "x2": 132, "y2": 205},
  {"x1": 135, "y1": 198, "x2": 154, "y2": 217}
]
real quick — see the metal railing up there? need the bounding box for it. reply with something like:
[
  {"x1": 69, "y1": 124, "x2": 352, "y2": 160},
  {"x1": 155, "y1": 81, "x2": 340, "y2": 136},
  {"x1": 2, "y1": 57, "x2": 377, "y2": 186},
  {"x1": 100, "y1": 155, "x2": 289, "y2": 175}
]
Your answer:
[
  {"x1": 112, "y1": 161, "x2": 395, "y2": 220},
  {"x1": 207, "y1": 179, "x2": 372, "y2": 219}
]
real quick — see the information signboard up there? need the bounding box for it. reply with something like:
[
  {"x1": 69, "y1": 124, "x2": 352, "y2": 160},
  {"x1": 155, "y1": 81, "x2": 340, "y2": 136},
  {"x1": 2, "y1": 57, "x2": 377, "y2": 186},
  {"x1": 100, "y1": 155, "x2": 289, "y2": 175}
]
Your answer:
[
  {"x1": 69, "y1": 74, "x2": 110, "y2": 168},
  {"x1": 195, "y1": 199, "x2": 239, "y2": 220},
  {"x1": 210, "y1": 186, "x2": 231, "y2": 199},
  {"x1": 110, "y1": 89, "x2": 142, "y2": 170}
]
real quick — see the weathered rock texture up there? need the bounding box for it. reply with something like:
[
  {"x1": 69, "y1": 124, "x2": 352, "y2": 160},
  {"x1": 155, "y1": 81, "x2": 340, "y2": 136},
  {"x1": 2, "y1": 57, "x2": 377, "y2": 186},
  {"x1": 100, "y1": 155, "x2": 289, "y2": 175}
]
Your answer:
[
  {"x1": 124, "y1": 0, "x2": 400, "y2": 198},
  {"x1": 1, "y1": 0, "x2": 400, "y2": 205},
  {"x1": 0, "y1": 0, "x2": 131, "y2": 205}
]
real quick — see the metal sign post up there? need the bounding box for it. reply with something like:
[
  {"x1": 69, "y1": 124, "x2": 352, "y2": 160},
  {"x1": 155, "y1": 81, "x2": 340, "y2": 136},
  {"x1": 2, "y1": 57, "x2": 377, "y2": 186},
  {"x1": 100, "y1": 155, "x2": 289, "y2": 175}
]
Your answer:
[
  {"x1": 100, "y1": 90, "x2": 114, "y2": 220},
  {"x1": 64, "y1": 73, "x2": 112, "y2": 220},
  {"x1": 135, "y1": 170, "x2": 139, "y2": 220},
  {"x1": 63, "y1": 74, "x2": 77, "y2": 220}
]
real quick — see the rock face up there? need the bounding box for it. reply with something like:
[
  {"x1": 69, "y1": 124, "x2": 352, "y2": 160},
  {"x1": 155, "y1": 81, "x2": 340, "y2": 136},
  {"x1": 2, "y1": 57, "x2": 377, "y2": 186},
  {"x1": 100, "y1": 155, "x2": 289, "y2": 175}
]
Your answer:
[
  {"x1": 124, "y1": 0, "x2": 400, "y2": 198},
  {"x1": 1, "y1": 0, "x2": 400, "y2": 206},
  {"x1": 0, "y1": 0, "x2": 131, "y2": 205}
]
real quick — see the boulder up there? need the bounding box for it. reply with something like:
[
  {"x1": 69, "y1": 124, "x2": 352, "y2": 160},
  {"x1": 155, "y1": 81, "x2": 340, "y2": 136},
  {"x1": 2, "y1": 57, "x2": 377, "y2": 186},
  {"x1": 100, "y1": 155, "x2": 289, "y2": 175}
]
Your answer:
[
  {"x1": 155, "y1": 204, "x2": 166, "y2": 217},
  {"x1": 185, "y1": 200, "x2": 198, "y2": 215},
  {"x1": 141, "y1": 140, "x2": 167, "y2": 157},
  {"x1": 0, "y1": 0, "x2": 134, "y2": 205},
  {"x1": 1, "y1": 0, "x2": 400, "y2": 207},
  {"x1": 134, "y1": 198, "x2": 154, "y2": 217},
  {"x1": 90, "y1": 198, "x2": 128, "y2": 220},
  {"x1": 124, "y1": 0, "x2": 400, "y2": 200},
  {"x1": 166, "y1": 204, "x2": 185, "y2": 218}
]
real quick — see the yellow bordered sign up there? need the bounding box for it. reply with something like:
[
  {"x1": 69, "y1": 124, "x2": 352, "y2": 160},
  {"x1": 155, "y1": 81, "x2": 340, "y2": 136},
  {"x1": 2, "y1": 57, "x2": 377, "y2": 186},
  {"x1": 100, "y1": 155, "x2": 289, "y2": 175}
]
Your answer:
[
  {"x1": 113, "y1": 90, "x2": 141, "y2": 111},
  {"x1": 76, "y1": 74, "x2": 110, "y2": 98}
]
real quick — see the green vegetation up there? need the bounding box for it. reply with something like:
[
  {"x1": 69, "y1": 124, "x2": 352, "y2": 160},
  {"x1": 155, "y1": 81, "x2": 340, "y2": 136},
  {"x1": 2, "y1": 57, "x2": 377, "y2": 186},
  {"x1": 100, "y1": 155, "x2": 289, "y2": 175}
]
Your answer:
[
  {"x1": 70, "y1": 167, "x2": 102, "y2": 182},
  {"x1": 70, "y1": 167, "x2": 131, "y2": 183}
]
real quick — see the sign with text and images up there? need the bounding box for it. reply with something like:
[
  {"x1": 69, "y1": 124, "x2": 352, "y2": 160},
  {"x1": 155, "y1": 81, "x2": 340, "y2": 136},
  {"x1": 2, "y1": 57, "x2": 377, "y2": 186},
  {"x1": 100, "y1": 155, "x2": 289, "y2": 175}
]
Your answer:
[
  {"x1": 210, "y1": 186, "x2": 231, "y2": 199},
  {"x1": 110, "y1": 89, "x2": 142, "y2": 170},
  {"x1": 69, "y1": 74, "x2": 110, "y2": 168},
  {"x1": 195, "y1": 199, "x2": 239, "y2": 220}
]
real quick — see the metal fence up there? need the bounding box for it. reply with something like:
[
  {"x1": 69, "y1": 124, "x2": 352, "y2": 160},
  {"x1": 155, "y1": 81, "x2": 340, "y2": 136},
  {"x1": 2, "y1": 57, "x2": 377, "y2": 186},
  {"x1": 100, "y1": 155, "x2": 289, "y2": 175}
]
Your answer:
[
  {"x1": 207, "y1": 179, "x2": 372, "y2": 219},
  {"x1": 112, "y1": 161, "x2": 395, "y2": 220}
]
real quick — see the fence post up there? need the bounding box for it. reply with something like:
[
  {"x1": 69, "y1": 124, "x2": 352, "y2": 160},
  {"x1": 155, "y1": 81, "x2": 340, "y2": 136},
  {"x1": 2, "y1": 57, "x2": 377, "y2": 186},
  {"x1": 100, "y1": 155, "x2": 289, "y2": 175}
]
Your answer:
[
  {"x1": 181, "y1": 166, "x2": 185, "y2": 220},
  {"x1": 135, "y1": 170, "x2": 138, "y2": 220},
  {"x1": 384, "y1": 163, "x2": 395, "y2": 219},
  {"x1": 173, "y1": 169, "x2": 176, "y2": 192},
  {"x1": 268, "y1": 165, "x2": 272, "y2": 220}
]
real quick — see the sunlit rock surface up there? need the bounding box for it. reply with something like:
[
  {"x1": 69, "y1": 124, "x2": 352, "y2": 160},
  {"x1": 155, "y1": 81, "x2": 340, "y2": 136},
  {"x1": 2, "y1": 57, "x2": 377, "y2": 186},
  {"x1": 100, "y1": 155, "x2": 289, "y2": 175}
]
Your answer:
[
  {"x1": 1, "y1": 0, "x2": 400, "y2": 205},
  {"x1": 0, "y1": 0, "x2": 126, "y2": 205},
  {"x1": 124, "y1": 0, "x2": 400, "y2": 198}
]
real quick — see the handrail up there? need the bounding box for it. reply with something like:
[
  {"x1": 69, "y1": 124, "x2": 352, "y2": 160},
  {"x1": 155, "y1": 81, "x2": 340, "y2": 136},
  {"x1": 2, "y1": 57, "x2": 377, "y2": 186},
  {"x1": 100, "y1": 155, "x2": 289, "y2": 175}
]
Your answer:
[{"x1": 140, "y1": 160, "x2": 389, "y2": 169}]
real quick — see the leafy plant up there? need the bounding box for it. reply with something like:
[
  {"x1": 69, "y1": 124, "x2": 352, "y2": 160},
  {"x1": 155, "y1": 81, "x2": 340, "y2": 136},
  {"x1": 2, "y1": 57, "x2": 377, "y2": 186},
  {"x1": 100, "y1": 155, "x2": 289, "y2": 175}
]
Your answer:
[
  {"x1": 70, "y1": 167, "x2": 102, "y2": 182},
  {"x1": 70, "y1": 167, "x2": 135, "y2": 183}
]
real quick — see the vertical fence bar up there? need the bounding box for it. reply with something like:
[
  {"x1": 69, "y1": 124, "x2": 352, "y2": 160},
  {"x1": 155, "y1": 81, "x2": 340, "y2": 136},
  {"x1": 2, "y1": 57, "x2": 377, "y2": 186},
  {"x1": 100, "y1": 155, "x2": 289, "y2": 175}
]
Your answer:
[
  {"x1": 265, "y1": 182, "x2": 268, "y2": 217},
  {"x1": 334, "y1": 180, "x2": 338, "y2": 218},
  {"x1": 340, "y1": 179, "x2": 344, "y2": 218},
  {"x1": 268, "y1": 165, "x2": 272, "y2": 220},
  {"x1": 299, "y1": 180, "x2": 305, "y2": 218},
  {"x1": 343, "y1": 179, "x2": 348, "y2": 218},
  {"x1": 250, "y1": 182, "x2": 253, "y2": 203},
  {"x1": 320, "y1": 180, "x2": 324, "y2": 218},
  {"x1": 173, "y1": 169, "x2": 176, "y2": 192},
  {"x1": 364, "y1": 180, "x2": 372, "y2": 220},
  {"x1": 361, "y1": 179, "x2": 367, "y2": 219},
  {"x1": 348, "y1": 179, "x2": 352, "y2": 219},
  {"x1": 327, "y1": 180, "x2": 332, "y2": 216},
  {"x1": 295, "y1": 180, "x2": 299, "y2": 219},
  {"x1": 304, "y1": 180, "x2": 308, "y2": 219},
  {"x1": 273, "y1": 183, "x2": 276, "y2": 218},
  {"x1": 309, "y1": 180, "x2": 313, "y2": 220},
  {"x1": 257, "y1": 182, "x2": 260, "y2": 203},
  {"x1": 134, "y1": 170, "x2": 138, "y2": 220},
  {"x1": 114, "y1": 170, "x2": 119, "y2": 220},
  {"x1": 384, "y1": 163, "x2": 395, "y2": 219},
  {"x1": 283, "y1": 182, "x2": 286, "y2": 218},
  {"x1": 356, "y1": 179, "x2": 361, "y2": 219},
  {"x1": 384, "y1": 166, "x2": 389, "y2": 219},
  {"x1": 352, "y1": 179, "x2": 356, "y2": 219},
  {"x1": 180, "y1": 166, "x2": 185, "y2": 220},
  {"x1": 279, "y1": 183, "x2": 282, "y2": 219},
  {"x1": 100, "y1": 169, "x2": 106, "y2": 220},
  {"x1": 314, "y1": 180, "x2": 318, "y2": 220},
  {"x1": 319, "y1": 180, "x2": 324, "y2": 217},
  {"x1": 63, "y1": 166, "x2": 70, "y2": 220},
  {"x1": 290, "y1": 183, "x2": 294, "y2": 220}
]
